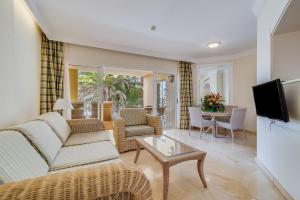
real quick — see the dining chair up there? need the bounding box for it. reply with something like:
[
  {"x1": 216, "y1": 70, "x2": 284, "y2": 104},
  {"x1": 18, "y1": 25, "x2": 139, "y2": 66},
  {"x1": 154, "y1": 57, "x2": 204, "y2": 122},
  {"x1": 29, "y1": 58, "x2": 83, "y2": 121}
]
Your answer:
[
  {"x1": 188, "y1": 107, "x2": 215, "y2": 138},
  {"x1": 215, "y1": 105, "x2": 238, "y2": 122},
  {"x1": 224, "y1": 105, "x2": 238, "y2": 113},
  {"x1": 215, "y1": 108, "x2": 247, "y2": 142}
]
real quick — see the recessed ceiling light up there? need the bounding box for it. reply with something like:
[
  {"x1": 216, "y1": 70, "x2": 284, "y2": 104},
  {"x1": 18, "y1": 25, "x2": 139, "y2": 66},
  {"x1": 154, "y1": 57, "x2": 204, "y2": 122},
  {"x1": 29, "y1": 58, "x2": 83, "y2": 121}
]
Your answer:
[
  {"x1": 208, "y1": 42, "x2": 221, "y2": 48},
  {"x1": 150, "y1": 25, "x2": 156, "y2": 31}
]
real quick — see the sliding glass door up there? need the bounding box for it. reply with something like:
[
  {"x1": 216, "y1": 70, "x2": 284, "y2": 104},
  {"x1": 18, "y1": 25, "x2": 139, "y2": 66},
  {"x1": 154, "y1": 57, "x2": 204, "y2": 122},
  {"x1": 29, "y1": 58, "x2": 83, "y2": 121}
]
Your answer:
[
  {"x1": 70, "y1": 66, "x2": 178, "y2": 129},
  {"x1": 77, "y1": 66, "x2": 104, "y2": 119},
  {"x1": 154, "y1": 73, "x2": 176, "y2": 129}
]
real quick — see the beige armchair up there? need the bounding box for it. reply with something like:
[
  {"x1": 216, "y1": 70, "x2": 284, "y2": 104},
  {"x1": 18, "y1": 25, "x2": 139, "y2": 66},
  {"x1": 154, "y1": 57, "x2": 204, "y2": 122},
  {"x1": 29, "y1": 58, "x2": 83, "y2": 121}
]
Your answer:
[{"x1": 113, "y1": 108, "x2": 162, "y2": 153}]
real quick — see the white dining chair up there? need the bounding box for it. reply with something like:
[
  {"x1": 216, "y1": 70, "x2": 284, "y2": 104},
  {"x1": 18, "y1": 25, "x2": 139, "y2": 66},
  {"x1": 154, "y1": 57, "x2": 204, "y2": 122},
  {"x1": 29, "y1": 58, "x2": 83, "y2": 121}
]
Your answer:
[
  {"x1": 188, "y1": 107, "x2": 215, "y2": 138},
  {"x1": 215, "y1": 108, "x2": 247, "y2": 142}
]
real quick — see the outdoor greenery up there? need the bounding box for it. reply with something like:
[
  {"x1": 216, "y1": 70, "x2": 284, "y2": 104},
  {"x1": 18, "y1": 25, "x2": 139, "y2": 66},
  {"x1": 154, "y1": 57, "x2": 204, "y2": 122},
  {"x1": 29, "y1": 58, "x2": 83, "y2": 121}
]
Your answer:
[{"x1": 78, "y1": 72, "x2": 143, "y2": 113}]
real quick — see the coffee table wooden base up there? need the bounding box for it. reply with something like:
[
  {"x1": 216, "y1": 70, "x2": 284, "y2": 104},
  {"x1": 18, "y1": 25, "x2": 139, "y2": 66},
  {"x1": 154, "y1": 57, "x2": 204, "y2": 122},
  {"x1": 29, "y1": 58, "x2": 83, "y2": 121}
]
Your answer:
[{"x1": 134, "y1": 140, "x2": 207, "y2": 200}]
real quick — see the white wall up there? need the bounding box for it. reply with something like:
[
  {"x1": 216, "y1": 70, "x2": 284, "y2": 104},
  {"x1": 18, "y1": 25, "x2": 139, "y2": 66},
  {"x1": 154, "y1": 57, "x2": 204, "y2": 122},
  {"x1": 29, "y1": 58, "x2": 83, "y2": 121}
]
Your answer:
[
  {"x1": 196, "y1": 57, "x2": 256, "y2": 131},
  {"x1": 143, "y1": 73, "x2": 153, "y2": 107},
  {"x1": 0, "y1": 0, "x2": 41, "y2": 128},
  {"x1": 257, "y1": 0, "x2": 300, "y2": 199},
  {"x1": 232, "y1": 54, "x2": 257, "y2": 132},
  {"x1": 67, "y1": 44, "x2": 178, "y2": 75}
]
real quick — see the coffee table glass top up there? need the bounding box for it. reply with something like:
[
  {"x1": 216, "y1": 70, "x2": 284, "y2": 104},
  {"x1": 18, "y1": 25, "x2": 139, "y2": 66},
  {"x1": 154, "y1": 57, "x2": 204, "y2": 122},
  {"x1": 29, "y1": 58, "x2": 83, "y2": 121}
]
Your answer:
[{"x1": 140, "y1": 135, "x2": 196, "y2": 157}]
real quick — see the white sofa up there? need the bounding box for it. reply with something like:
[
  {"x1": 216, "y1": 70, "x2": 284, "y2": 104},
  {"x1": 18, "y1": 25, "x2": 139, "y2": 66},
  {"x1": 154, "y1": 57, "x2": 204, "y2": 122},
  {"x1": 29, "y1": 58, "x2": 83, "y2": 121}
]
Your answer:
[{"x1": 0, "y1": 112, "x2": 120, "y2": 183}]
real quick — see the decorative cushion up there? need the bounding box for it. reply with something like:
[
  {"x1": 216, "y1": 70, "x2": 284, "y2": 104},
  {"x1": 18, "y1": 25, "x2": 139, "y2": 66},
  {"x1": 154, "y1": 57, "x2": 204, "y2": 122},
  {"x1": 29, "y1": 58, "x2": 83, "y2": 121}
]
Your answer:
[
  {"x1": 125, "y1": 125, "x2": 154, "y2": 137},
  {"x1": 11, "y1": 121, "x2": 62, "y2": 164},
  {"x1": 120, "y1": 108, "x2": 147, "y2": 126},
  {"x1": 38, "y1": 112, "x2": 71, "y2": 143},
  {"x1": 50, "y1": 141, "x2": 119, "y2": 171},
  {"x1": 0, "y1": 131, "x2": 49, "y2": 183},
  {"x1": 64, "y1": 131, "x2": 110, "y2": 146}
]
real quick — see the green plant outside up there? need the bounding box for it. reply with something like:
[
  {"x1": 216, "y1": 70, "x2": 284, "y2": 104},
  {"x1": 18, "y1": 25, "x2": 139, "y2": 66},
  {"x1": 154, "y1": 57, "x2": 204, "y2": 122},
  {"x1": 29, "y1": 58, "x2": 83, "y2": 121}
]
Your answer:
[{"x1": 78, "y1": 72, "x2": 143, "y2": 113}]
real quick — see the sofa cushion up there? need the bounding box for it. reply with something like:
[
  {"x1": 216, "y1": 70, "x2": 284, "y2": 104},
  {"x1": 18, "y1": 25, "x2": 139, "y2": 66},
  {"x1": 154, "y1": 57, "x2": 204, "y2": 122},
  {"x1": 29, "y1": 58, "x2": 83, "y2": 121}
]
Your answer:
[
  {"x1": 38, "y1": 112, "x2": 71, "y2": 143},
  {"x1": 0, "y1": 131, "x2": 49, "y2": 183},
  {"x1": 120, "y1": 108, "x2": 147, "y2": 126},
  {"x1": 125, "y1": 125, "x2": 154, "y2": 137},
  {"x1": 64, "y1": 131, "x2": 110, "y2": 146},
  {"x1": 50, "y1": 141, "x2": 119, "y2": 171},
  {"x1": 49, "y1": 158, "x2": 122, "y2": 174},
  {"x1": 11, "y1": 121, "x2": 62, "y2": 164}
]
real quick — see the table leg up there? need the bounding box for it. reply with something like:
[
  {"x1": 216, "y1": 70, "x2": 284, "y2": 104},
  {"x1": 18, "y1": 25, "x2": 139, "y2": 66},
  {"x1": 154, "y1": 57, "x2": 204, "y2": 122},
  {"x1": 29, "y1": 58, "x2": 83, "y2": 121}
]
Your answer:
[
  {"x1": 163, "y1": 165, "x2": 169, "y2": 200},
  {"x1": 197, "y1": 155, "x2": 207, "y2": 188},
  {"x1": 134, "y1": 142, "x2": 141, "y2": 163},
  {"x1": 212, "y1": 116, "x2": 216, "y2": 140}
]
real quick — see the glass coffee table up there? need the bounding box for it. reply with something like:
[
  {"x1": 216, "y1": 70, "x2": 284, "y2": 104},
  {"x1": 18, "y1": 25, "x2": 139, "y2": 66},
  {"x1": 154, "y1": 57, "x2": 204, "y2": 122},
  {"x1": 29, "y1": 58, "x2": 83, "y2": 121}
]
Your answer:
[{"x1": 134, "y1": 135, "x2": 207, "y2": 200}]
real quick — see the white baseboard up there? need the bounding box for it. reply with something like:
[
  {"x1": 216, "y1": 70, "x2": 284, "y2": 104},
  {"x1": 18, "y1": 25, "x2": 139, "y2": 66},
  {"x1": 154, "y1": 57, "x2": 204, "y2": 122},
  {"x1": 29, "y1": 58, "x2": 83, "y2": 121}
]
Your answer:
[{"x1": 255, "y1": 157, "x2": 294, "y2": 200}]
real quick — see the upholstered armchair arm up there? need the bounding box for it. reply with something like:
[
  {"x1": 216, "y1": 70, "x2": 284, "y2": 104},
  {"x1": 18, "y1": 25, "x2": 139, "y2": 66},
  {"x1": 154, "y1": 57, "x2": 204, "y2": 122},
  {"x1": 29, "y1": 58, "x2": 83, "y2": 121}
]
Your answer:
[
  {"x1": 146, "y1": 115, "x2": 163, "y2": 135},
  {"x1": 0, "y1": 163, "x2": 153, "y2": 200},
  {"x1": 67, "y1": 118, "x2": 105, "y2": 133},
  {"x1": 113, "y1": 116, "x2": 126, "y2": 152}
]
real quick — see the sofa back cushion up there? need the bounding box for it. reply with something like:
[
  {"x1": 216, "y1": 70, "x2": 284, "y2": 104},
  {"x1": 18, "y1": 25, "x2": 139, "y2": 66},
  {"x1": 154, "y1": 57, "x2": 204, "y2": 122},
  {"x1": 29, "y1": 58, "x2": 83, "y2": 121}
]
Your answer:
[
  {"x1": 120, "y1": 108, "x2": 147, "y2": 126},
  {"x1": 11, "y1": 121, "x2": 62, "y2": 164},
  {"x1": 0, "y1": 131, "x2": 49, "y2": 183},
  {"x1": 38, "y1": 112, "x2": 71, "y2": 143}
]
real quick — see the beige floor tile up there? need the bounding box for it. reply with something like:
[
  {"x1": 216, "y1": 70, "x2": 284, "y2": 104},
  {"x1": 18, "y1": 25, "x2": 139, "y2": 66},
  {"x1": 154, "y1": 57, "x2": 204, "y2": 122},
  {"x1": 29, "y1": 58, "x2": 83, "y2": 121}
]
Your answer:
[{"x1": 120, "y1": 129, "x2": 285, "y2": 200}]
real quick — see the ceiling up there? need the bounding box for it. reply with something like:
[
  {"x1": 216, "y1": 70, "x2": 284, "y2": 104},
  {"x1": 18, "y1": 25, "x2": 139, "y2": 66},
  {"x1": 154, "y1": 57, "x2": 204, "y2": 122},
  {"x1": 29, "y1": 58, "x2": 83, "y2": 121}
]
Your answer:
[{"x1": 26, "y1": 0, "x2": 257, "y2": 62}]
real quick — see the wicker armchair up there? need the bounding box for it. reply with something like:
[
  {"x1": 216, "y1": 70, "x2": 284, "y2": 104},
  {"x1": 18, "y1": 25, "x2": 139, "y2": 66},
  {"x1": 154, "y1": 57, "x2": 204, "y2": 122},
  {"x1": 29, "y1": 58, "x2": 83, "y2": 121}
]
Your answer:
[
  {"x1": 0, "y1": 163, "x2": 153, "y2": 200},
  {"x1": 114, "y1": 108, "x2": 162, "y2": 153}
]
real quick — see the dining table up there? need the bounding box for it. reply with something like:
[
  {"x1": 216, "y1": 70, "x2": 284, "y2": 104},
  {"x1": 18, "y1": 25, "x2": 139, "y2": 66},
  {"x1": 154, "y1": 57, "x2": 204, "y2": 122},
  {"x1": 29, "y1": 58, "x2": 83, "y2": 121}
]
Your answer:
[{"x1": 202, "y1": 111, "x2": 232, "y2": 139}]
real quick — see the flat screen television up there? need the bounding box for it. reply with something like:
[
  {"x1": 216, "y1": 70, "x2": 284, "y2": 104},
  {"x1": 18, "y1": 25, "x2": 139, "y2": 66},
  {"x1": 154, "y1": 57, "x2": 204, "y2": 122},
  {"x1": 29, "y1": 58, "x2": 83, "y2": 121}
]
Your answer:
[{"x1": 252, "y1": 79, "x2": 289, "y2": 122}]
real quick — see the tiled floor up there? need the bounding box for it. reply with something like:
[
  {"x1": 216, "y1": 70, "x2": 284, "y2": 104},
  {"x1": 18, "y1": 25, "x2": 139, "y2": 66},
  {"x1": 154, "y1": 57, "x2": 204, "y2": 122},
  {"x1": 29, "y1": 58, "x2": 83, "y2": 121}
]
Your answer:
[{"x1": 120, "y1": 129, "x2": 285, "y2": 200}]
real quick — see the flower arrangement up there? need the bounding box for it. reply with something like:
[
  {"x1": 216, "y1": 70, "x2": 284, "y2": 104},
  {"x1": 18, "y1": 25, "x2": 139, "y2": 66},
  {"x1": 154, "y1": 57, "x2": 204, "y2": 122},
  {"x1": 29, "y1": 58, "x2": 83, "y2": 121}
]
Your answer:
[{"x1": 201, "y1": 93, "x2": 225, "y2": 112}]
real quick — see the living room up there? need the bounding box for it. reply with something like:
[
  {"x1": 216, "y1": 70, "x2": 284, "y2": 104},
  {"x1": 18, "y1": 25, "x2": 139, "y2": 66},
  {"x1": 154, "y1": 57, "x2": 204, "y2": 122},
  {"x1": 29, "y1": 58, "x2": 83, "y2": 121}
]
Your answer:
[{"x1": 0, "y1": 0, "x2": 299, "y2": 199}]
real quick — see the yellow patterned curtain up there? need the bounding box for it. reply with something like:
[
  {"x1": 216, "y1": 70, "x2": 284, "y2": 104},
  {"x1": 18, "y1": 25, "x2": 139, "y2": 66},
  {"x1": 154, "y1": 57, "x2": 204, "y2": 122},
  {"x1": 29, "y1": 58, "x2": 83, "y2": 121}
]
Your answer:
[
  {"x1": 179, "y1": 61, "x2": 193, "y2": 129},
  {"x1": 40, "y1": 33, "x2": 64, "y2": 114}
]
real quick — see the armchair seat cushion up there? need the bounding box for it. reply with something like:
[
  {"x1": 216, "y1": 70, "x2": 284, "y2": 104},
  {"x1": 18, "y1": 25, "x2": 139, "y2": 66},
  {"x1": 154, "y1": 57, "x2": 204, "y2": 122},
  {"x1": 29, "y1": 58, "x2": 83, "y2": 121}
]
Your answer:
[
  {"x1": 125, "y1": 125, "x2": 154, "y2": 137},
  {"x1": 64, "y1": 131, "x2": 110, "y2": 146},
  {"x1": 50, "y1": 141, "x2": 119, "y2": 171}
]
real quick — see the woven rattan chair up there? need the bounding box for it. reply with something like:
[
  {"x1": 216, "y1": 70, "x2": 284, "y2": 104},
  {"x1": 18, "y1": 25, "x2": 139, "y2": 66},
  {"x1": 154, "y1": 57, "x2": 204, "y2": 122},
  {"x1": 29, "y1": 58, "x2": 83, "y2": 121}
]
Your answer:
[{"x1": 113, "y1": 108, "x2": 162, "y2": 153}]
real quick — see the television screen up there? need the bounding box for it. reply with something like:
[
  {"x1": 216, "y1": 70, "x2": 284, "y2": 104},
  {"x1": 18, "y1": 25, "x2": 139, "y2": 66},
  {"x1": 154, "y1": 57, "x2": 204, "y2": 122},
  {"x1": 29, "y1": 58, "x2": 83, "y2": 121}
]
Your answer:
[{"x1": 252, "y1": 79, "x2": 289, "y2": 122}]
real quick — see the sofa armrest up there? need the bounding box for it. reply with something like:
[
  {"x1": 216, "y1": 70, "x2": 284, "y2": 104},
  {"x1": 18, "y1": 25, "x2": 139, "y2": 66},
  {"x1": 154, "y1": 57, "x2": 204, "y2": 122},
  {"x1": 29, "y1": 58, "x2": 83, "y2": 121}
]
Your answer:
[
  {"x1": 113, "y1": 116, "x2": 126, "y2": 152},
  {"x1": 67, "y1": 118, "x2": 105, "y2": 133},
  {"x1": 146, "y1": 115, "x2": 163, "y2": 135},
  {"x1": 0, "y1": 163, "x2": 152, "y2": 200}
]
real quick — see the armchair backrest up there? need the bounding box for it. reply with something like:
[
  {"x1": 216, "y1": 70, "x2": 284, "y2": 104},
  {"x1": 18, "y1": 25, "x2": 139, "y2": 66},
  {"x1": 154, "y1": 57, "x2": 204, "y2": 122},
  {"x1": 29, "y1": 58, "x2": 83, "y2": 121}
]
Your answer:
[
  {"x1": 230, "y1": 108, "x2": 247, "y2": 130},
  {"x1": 120, "y1": 108, "x2": 147, "y2": 126}
]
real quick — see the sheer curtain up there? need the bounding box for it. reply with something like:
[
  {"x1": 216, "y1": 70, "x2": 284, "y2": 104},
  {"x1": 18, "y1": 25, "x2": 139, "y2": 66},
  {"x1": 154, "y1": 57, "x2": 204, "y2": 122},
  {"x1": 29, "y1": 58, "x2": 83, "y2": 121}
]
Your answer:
[{"x1": 63, "y1": 44, "x2": 72, "y2": 119}]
